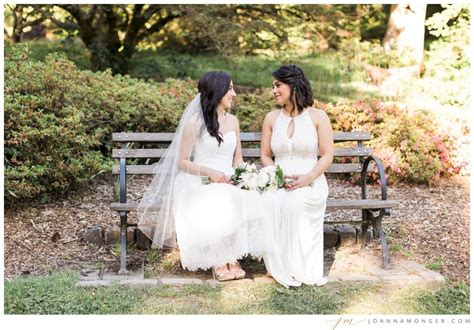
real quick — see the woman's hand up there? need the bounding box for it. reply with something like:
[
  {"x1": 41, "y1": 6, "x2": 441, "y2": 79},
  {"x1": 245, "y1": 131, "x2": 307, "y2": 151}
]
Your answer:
[
  {"x1": 284, "y1": 173, "x2": 315, "y2": 191},
  {"x1": 209, "y1": 170, "x2": 231, "y2": 183}
]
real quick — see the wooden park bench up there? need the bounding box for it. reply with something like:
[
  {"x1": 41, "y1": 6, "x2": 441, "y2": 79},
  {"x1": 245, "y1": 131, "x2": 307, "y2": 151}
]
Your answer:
[{"x1": 110, "y1": 131, "x2": 398, "y2": 274}]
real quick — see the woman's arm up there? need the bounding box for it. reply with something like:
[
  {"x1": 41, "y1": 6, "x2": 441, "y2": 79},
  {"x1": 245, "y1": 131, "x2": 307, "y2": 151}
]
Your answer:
[
  {"x1": 286, "y1": 109, "x2": 334, "y2": 191},
  {"x1": 260, "y1": 111, "x2": 277, "y2": 167},
  {"x1": 177, "y1": 121, "x2": 229, "y2": 183},
  {"x1": 310, "y1": 109, "x2": 334, "y2": 178},
  {"x1": 232, "y1": 115, "x2": 245, "y2": 168}
]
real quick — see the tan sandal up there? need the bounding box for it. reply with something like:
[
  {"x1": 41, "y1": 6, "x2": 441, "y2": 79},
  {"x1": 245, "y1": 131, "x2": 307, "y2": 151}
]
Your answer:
[
  {"x1": 212, "y1": 266, "x2": 234, "y2": 282},
  {"x1": 228, "y1": 262, "x2": 246, "y2": 280}
]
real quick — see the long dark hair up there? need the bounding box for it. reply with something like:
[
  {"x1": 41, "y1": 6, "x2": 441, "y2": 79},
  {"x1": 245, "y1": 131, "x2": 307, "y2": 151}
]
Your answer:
[
  {"x1": 272, "y1": 64, "x2": 314, "y2": 114},
  {"x1": 198, "y1": 71, "x2": 231, "y2": 146}
]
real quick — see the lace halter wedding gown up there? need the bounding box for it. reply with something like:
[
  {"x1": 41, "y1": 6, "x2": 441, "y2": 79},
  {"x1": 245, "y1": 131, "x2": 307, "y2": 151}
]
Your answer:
[
  {"x1": 173, "y1": 129, "x2": 266, "y2": 271},
  {"x1": 262, "y1": 109, "x2": 329, "y2": 287}
]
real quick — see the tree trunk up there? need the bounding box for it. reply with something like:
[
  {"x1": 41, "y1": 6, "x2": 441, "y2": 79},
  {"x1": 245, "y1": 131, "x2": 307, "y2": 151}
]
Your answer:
[
  {"x1": 87, "y1": 39, "x2": 132, "y2": 75},
  {"x1": 383, "y1": 3, "x2": 427, "y2": 65}
]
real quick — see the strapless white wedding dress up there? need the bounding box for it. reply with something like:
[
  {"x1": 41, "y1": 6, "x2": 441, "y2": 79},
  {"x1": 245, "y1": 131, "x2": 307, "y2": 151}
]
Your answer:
[
  {"x1": 173, "y1": 130, "x2": 267, "y2": 271},
  {"x1": 262, "y1": 109, "x2": 329, "y2": 287}
]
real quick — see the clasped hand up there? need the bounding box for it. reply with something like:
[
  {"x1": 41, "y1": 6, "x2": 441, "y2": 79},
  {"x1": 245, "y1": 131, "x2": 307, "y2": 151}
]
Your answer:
[
  {"x1": 284, "y1": 173, "x2": 314, "y2": 191},
  {"x1": 209, "y1": 170, "x2": 231, "y2": 184}
]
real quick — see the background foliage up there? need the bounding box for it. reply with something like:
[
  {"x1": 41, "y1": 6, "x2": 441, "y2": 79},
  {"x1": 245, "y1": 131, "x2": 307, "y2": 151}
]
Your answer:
[{"x1": 3, "y1": 4, "x2": 470, "y2": 204}]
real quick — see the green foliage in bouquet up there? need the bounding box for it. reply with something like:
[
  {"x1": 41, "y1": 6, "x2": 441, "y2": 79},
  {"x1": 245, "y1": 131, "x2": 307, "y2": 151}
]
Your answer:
[
  {"x1": 275, "y1": 165, "x2": 285, "y2": 189},
  {"x1": 230, "y1": 164, "x2": 250, "y2": 185}
]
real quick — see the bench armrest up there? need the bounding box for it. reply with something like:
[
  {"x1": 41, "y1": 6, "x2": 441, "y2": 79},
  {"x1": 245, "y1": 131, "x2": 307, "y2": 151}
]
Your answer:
[{"x1": 361, "y1": 155, "x2": 391, "y2": 216}]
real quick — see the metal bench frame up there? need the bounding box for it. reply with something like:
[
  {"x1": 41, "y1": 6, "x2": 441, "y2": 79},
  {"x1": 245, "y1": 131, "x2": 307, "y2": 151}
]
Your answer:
[{"x1": 111, "y1": 131, "x2": 398, "y2": 274}]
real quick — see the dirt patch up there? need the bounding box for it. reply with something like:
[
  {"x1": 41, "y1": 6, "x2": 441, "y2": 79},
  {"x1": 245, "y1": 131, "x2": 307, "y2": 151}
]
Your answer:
[{"x1": 4, "y1": 174, "x2": 469, "y2": 283}]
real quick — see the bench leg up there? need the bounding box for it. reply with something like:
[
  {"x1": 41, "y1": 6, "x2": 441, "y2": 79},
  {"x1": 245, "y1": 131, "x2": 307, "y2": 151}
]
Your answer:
[
  {"x1": 362, "y1": 209, "x2": 391, "y2": 269},
  {"x1": 118, "y1": 211, "x2": 130, "y2": 275},
  {"x1": 374, "y1": 217, "x2": 390, "y2": 269},
  {"x1": 359, "y1": 220, "x2": 370, "y2": 250}
]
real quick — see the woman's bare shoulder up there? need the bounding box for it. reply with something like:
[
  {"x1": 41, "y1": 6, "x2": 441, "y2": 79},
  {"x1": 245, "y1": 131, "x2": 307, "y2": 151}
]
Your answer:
[
  {"x1": 264, "y1": 109, "x2": 281, "y2": 123},
  {"x1": 228, "y1": 113, "x2": 239, "y2": 122},
  {"x1": 226, "y1": 113, "x2": 240, "y2": 130},
  {"x1": 308, "y1": 107, "x2": 330, "y2": 122},
  {"x1": 308, "y1": 107, "x2": 327, "y2": 116}
]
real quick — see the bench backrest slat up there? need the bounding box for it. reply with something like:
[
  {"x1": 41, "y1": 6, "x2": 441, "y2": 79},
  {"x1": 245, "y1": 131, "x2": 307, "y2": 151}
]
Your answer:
[
  {"x1": 112, "y1": 131, "x2": 374, "y2": 176},
  {"x1": 112, "y1": 147, "x2": 373, "y2": 159},
  {"x1": 112, "y1": 131, "x2": 372, "y2": 143},
  {"x1": 112, "y1": 163, "x2": 375, "y2": 175}
]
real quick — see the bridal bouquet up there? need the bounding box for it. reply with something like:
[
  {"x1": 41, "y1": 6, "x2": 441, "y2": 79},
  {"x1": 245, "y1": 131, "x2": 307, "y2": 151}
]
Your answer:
[{"x1": 230, "y1": 163, "x2": 285, "y2": 192}]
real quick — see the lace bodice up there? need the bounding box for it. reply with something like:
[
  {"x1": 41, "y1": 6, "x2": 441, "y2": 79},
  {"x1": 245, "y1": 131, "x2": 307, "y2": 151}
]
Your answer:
[
  {"x1": 193, "y1": 130, "x2": 236, "y2": 176},
  {"x1": 271, "y1": 109, "x2": 319, "y2": 175}
]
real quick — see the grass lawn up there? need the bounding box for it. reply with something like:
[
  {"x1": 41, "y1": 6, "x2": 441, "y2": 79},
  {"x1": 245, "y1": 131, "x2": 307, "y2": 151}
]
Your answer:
[
  {"x1": 129, "y1": 49, "x2": 368, "y2": 103},
  {"x1": 4, "y1": 271, "x2": 469, "y2": 315},
  {"x1": 12, "y1": 39, "x2": 372, "y2": 103},
  {"x1": 10, "y1": 39, "x2": 467, "y2": 110}
]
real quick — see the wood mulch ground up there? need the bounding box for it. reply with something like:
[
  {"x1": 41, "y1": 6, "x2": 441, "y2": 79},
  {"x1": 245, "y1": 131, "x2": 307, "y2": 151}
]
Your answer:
[{"x1": 4, "y1": 174, "x2": 470, "y2": 283}]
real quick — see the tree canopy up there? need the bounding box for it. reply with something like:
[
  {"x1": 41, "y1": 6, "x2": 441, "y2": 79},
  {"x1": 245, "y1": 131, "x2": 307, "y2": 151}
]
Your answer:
[{"x1": 4, "y1": 4, "x2": 468, "y2": 74}]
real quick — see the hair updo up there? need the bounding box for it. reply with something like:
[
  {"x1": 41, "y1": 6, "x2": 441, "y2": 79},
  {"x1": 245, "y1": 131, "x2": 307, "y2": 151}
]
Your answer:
[{"x1": 272, "y1": 64, "x2": 314, "y2": 114}]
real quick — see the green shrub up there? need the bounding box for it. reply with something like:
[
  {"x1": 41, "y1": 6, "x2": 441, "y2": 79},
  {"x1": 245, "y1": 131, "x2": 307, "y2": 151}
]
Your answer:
[
  {"x1": 4, "y1": 44, "x2": 196, "y2": 204},
  {"x1": 4, "y1": 38, "x2": 91, "y2": 70},
  {"x1": 232, "y1": 89, "x2": 276, "y2": 132}
]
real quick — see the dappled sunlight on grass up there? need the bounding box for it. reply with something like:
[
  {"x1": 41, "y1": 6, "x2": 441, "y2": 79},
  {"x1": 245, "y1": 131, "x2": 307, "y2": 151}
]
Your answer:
[
  {"x1": 134, "y1": 284, "x2": 222, "y2": 314},
  {"x1": 338, "y1": 281, "x2": 470, "y2": 315},
  {"x1": 339, "y1": 281, "x2": 420, "y2": 314}
]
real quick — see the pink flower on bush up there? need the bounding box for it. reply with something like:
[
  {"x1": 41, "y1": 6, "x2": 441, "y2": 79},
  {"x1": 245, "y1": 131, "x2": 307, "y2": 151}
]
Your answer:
[
  {"x1": 391, "y1": 164, "x2": 402, "y2": 174},
  {"x1": 400, "y1": 140, "x2": 408, "y2": 149},
  {"x1": 432, "y1": 134, "x2": 442, "y2": 144},
  {"x1": 374, "y1": 101, "x2": 383, "y2": 110}
]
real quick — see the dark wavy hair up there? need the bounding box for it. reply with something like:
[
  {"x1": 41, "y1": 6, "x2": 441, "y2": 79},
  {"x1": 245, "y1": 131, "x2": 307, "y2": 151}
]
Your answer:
[
  {"x1": 198, "y1": 71, "x2": 232, "y2": 146},
  {"x1": 272, "y1": 64, "x2": 314, "y2": 114}
]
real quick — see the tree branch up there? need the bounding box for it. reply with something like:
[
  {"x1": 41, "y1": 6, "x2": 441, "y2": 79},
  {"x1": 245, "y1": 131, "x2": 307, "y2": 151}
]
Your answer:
[
  {"x1": 40, "y1": 7, "x2": 78, "y2": 32},
  {"x1": 118, "y1": 5, "x2": 131, "y2": 30},
  {"x1": 57, "y1": 4, "x2": 86, "y2": 25},
  {"x1": 142, "y1": 4, "x2": 163, "y2": 22},
  {"x1": 122, "y1": 5, "x2": 146, "y2": 57},
  {"x1": 136, "y1": 12, "x2": 180, "y2": 42},
  {"x1": 86, "y1": 4, "x2": 98, "y2": 26}
]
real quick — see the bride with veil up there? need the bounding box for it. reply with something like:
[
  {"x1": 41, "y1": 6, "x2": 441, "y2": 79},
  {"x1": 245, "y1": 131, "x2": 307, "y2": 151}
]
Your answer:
[{"x1": 137, "y1": 71, "x2": 270, "y2": 281}]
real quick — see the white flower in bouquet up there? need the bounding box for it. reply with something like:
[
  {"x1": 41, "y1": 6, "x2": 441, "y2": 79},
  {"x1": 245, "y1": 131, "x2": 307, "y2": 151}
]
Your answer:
[
  {"x1": 226, "y1": 162, "x2": 286, "y2": 192},
  {"x1": 260, "y1": 165, "x2": 275, "y2": 176},
  {"x1": 240, "y1": 171, "x2": 261, "y2": 190},
  {"x1": 247, "y1": 163, "x2": 258, "y2": 172},
  {"x1": 259, "y1": 164, "x2": 285, "y2": 191},
  {"x1": 257, "y1": 171, "x2": 270, "y2": 187}
]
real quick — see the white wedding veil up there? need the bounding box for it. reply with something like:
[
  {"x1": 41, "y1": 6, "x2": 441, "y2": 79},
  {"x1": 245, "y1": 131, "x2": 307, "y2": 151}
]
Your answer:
[{"x1": 137, "y1": 93, "x2": 205, "y2": 248}]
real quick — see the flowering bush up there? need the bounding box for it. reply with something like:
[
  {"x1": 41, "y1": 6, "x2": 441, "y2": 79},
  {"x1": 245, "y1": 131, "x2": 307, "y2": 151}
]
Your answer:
[{"x1": 318, "y1": 99, "x2": 467, "y2": 185}]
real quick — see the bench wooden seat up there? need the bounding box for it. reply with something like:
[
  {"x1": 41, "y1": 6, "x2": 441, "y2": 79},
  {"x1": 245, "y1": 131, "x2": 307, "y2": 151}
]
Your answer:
[
  {"x1": 111, "y1": 199, "x2": 398, "y2": 212},
  {"x1": 111, "y1": 131, "x2": 398, "y2": 274}
]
